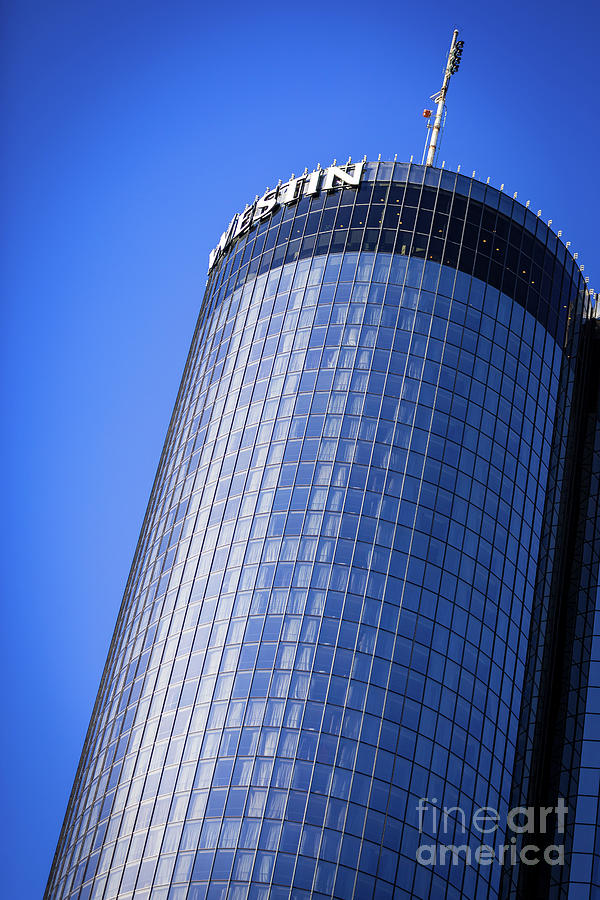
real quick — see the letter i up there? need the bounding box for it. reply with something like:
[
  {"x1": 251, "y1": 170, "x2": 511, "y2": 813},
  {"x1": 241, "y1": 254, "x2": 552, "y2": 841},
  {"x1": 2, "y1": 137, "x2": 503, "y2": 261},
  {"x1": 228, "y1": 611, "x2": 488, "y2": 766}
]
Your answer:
[{"x1": 304, "y1": 169, "x2": 320, "y2": 196}]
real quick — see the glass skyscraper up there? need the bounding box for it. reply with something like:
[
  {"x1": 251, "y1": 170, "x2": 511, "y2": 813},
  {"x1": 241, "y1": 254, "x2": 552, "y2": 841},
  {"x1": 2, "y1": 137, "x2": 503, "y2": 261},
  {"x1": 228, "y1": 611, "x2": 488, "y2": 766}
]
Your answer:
[{"x1": 46, "y1": 160, "x2": 600, "y2": 900}]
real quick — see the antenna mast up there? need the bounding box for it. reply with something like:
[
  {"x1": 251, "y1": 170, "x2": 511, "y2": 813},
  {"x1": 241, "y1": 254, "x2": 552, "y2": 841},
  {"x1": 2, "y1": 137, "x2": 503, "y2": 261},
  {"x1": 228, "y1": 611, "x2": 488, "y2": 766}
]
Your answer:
[{"x1": 425, "y1": 29, "x2": 464, "y2": 167}]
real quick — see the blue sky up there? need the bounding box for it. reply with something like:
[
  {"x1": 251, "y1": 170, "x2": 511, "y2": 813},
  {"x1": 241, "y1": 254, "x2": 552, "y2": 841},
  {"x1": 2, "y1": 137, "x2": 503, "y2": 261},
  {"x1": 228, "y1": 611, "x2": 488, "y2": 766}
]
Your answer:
[{"x1": 2, "y1": 0, "x2": 598, "y2": 895}]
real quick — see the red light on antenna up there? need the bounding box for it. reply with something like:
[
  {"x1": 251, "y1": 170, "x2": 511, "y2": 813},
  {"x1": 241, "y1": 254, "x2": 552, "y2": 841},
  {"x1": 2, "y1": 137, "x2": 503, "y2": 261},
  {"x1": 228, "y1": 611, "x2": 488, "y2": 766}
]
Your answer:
[{"x1": 423, "y1": 109, "x2": 432, "y2": 118}]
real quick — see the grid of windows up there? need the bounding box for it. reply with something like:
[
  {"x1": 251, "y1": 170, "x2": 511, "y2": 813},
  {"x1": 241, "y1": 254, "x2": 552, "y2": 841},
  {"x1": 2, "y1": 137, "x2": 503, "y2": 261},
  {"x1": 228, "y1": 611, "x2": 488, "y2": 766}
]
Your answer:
[
  {"x1": 562, "y1": 342, "x2": 600, "y2": 899},
  {"x1": 46, "y1": 163, "x2": 596, "y2": 900},
  {"x1": 204, "y1": 161, "x2": 580, "y2": 345},
  {"x1": 502, "y1": 321, "x2": 600, "y2": 900}
]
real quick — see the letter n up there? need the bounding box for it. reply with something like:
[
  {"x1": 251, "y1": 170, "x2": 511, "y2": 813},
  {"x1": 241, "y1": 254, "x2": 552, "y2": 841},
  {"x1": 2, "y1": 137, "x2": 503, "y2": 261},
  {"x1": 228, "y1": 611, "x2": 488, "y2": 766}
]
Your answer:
[{"x1": 321, "y1": 162, "x2": 364, "y2": 191}]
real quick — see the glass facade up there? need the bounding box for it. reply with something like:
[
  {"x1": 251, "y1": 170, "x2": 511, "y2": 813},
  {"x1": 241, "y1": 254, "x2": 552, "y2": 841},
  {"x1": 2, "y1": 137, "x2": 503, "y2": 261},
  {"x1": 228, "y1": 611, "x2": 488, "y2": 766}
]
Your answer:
[{"x1": 46, "y1": 161, "x2": 599, "y2": 900}]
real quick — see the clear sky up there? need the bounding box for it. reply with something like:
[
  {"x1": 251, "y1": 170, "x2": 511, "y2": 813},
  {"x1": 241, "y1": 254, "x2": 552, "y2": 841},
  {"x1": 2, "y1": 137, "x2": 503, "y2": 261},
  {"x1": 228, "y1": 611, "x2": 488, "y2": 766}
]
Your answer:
[{"x1": 2, "y1": 0, "x2": 598, "y2": 896}]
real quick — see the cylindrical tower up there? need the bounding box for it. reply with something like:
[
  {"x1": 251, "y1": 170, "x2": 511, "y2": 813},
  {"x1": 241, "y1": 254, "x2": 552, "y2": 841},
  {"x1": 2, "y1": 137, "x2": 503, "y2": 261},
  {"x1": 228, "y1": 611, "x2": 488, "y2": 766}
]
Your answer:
[{"x1": 46, "y1": 161, "x2": 596, "y2": 900}]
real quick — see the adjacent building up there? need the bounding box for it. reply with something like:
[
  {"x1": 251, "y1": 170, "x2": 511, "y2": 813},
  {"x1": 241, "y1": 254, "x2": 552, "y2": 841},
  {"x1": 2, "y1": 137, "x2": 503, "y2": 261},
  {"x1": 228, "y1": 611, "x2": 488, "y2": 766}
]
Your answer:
[{"x1": 46, "y1": 160, "x2": 600, "y2": 900}]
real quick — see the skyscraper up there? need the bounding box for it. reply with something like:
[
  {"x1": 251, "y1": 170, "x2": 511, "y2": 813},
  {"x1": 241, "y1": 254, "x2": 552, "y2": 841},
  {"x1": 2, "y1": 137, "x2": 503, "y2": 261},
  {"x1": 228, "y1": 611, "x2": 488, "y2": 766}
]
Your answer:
[{"x1": 46, "y1": 159, "x2": 599, "y2": 900}]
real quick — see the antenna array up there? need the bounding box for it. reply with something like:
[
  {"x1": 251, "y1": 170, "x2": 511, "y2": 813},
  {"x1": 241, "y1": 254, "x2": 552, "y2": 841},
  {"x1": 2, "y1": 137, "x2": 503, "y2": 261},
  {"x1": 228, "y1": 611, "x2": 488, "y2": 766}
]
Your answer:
[{"x1": 424, "y1": 30, "x2": 464, "y2": 167}]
